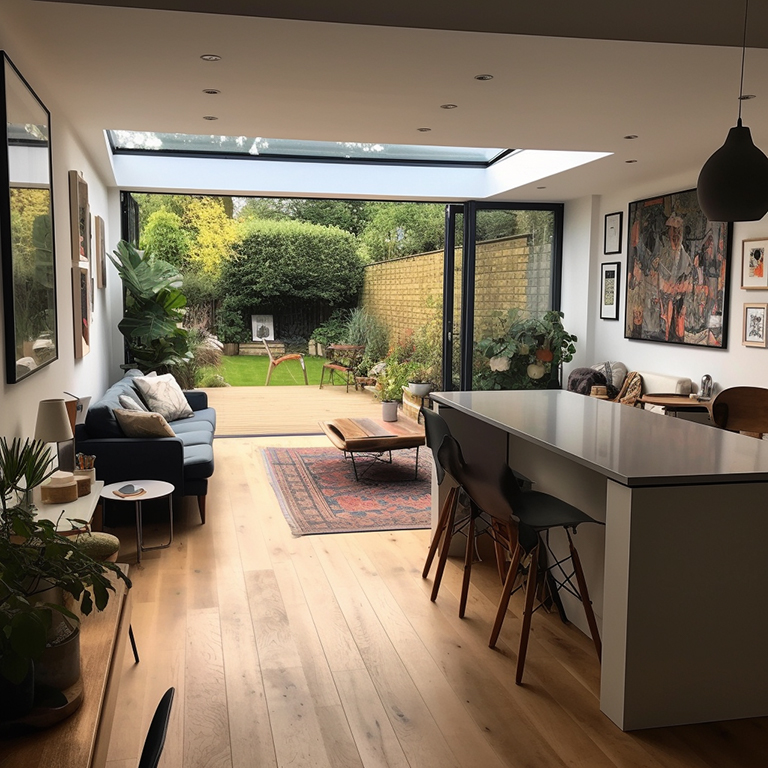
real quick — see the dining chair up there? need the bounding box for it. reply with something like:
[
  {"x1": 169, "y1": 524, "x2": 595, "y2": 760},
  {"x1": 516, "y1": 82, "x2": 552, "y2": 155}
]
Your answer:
[
  {"x1": 138, "y1": 687, "x2": 175, "y2": 768},
  {"x1": 710, "y1": 386, "x2": 768, "y2": 438},
  {"x1": 262, "y1": 338, "x2": 308, "y2": 386}
]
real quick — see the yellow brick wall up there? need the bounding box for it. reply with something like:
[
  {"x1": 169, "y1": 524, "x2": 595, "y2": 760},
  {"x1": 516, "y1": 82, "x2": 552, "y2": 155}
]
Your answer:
[{"x1": 361, "y1": 235, "x2": 550, "y2": 344}]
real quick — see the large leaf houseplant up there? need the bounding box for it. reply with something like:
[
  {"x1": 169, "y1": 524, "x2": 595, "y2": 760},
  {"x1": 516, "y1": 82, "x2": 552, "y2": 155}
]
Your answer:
[{"x1": 110, "y1": 240, "x2": 191, "y2": 373}]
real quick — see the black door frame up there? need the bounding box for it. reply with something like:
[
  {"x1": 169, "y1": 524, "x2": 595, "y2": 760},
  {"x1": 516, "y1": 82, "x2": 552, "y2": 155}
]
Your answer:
[{"x1": 442, "y1": 201, "x2": 565, "y2": 391}]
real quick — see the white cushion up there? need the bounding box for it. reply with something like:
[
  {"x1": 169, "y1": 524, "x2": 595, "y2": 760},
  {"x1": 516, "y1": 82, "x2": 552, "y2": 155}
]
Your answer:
[
  {"x1": 114, "y1": 408, "x2": 176, "y2": 437},
  {"x1": 591, "y1": 361, "x2": 628, "y2": 391},
  {"x1": 638, "y1": 371, "x2": 692, "y2": 395},
  {"x1": 132, "y1": 374, "x2": 193, "y2": 421},
  {"x1": 118, "y1": 394, "x2": 148, "y2": 411}
]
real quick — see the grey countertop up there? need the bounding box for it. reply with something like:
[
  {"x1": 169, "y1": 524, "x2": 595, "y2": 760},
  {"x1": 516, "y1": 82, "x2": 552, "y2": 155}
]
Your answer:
[{"x1": 431, "y1": 389, "x2": 768, "y2": 487}]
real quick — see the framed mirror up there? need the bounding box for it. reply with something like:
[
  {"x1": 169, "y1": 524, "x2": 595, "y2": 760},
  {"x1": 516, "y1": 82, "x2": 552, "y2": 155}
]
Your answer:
[{"x1": 0, "y1": 52, "x2": 57, "y2": 383}]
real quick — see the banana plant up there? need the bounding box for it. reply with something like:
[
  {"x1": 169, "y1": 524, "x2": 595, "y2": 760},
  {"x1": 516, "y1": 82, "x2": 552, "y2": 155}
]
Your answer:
[{"x1": 110, "y1": 240, "x2": 192, "y2": 373}]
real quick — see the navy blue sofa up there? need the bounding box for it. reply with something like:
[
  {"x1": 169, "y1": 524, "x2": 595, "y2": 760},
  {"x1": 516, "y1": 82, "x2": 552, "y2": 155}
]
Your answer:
[{"x1": 74, "y1": 370, "x2": 215, "y2": 523}]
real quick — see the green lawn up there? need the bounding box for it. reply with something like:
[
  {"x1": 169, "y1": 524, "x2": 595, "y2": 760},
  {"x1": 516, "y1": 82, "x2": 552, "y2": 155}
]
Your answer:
[{"x1": 220, "y1": 354, "x2": 330, "y2": 386}]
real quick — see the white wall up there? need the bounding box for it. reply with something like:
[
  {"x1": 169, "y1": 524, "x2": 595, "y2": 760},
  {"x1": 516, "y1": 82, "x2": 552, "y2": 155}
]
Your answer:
[
  {"x1": 0, "y1": 35, "x2": 122, "y2": 439},
  {"x1": 574, "y1": 171, "x2": 768, "y2": 396}
]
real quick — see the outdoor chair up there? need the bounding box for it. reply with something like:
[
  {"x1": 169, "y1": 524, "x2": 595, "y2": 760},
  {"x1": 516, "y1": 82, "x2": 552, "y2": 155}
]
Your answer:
[
  {"x1": 263, "y1": 339, "x2": 308, "y2": 386},
  {"x1": 319, "y1": 344, "x2": 365, "y2": 392}
]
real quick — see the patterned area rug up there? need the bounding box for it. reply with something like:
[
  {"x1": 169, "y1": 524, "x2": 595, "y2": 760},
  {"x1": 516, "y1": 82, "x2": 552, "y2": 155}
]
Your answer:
[{"x1": 262, "y1": 447, "x2": 431, "y2": 535}]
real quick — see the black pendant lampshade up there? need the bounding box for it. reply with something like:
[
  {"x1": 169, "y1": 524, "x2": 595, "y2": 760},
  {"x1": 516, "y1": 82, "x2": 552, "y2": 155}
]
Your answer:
[
  {"x1": 697, "y1": 118, "x2": 768, "y2": 221},
  {"x1": 696, "y1": 0, "x2": 768, "y2": 222}
]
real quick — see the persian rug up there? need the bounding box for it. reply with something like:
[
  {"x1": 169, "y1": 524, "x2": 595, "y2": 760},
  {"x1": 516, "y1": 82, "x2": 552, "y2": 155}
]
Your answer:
[{"x1": 262, "y1": 446, "x2": 431, "y2": 535}]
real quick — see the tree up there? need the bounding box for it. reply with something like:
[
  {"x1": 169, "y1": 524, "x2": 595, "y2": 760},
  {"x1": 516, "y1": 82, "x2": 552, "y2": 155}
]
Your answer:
[
  {"x1": 140, "y1": 210, "x2": 190, "y2": 268},
  {"x1": 285, "y1": 199, "x2": 371, "y2": 235},
  {"x1": 360, "y1": 202, "x2": 444, "y2": 261},
  {"x1": 182, "y1": 197, "x2": 241, "y2": 278}
]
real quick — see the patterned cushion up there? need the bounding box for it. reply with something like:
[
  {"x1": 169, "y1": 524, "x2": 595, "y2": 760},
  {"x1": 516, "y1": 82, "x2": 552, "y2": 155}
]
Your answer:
[
  {"x1": 118, "y1": 394, "x2": 148, "y2": 411},
  {"x1": 114, "y1": 408, "x2": 176, "y2": 438},
  {"x1": 133, "y1": 374, "x2": 193, "y2": 421}
]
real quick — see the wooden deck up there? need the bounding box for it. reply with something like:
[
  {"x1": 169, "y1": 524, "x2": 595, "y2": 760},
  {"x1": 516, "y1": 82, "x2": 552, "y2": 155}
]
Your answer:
[{"x1": 202, "y1": 382, "x2": 383, "y2": 436}]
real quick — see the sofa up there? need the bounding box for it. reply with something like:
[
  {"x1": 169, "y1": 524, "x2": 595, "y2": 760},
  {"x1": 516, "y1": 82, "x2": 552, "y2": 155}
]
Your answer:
[{"x1": 74, "y1": 370, "x2": 215, "y2": 523}]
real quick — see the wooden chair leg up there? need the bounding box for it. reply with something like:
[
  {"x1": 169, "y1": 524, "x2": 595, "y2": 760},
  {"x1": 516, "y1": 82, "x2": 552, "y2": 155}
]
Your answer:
[
  {"x1": 431, "y1": 491, "x2": 459, "y2": 602},
  {"x1": 423, "y1": 487, "x2": 456, "y2": 578},
  {"x1": 458, "y1": 512, "x2": 476, "y2": 618},
  {"x1": 516, "y1": 544, "x2": 540, "y2": 685},
  {"x1": 489, "y1": 542, "x2": 523, "y2": 648},
  {"x1": 492, "y1": 519, "x2": 507, "y2": 583},
  {"x1": 197, "y1": 494, "x2": 206, "y2": 525},
  {"x1": 265, "y1": 363, "x2": 275, "y2": 386},
  {"x1": 567, "y1": 530, "x2": 602, "y2": 660},
  {"x1": 301, "y1": 359, "x2": 308, "y2": 385}
]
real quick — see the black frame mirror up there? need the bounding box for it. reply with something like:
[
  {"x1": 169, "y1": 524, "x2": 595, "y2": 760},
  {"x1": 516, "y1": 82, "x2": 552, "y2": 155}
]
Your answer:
[{"x1": 0, "y1": 51, "x2": 58, "y2": 383}]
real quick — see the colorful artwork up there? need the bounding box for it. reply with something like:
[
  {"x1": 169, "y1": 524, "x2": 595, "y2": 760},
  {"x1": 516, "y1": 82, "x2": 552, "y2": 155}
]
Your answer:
[
  {"x1": 624, "y1": 189, "x2": 731, "y2": 348},
  {"x1": 741, "y1": 238, "x2": 768, "y2": 289}
]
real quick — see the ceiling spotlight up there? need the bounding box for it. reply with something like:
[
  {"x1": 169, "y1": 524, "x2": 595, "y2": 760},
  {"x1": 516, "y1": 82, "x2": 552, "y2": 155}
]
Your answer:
[
  {"x1": 203, "y1": 89, "x2": 221, "y2": 95},
  {"x1": 440, "y1": 104, "x2": 458, "y2": 109},
  {"x1": 537, "y1": 186, "x2": 547, "y2": 189},
  {"x1": 697, "y1": 0, "x2": 768, "y2": 221},
  {"x1": 417, "y1": 127, "x2": 431, "y2": 132},
  {"x1": 625, "y1": 159, "x2": 638, "y2": 163},
  {"x1": 474, "y1": 74, "x2": 494, "y2": 81},
  {"x1": 624, "y1": 135, "x2": 638, "y2": 140},
  {"x1": 200, "y1": 54, "x2": 221, "y2": 62},
  {"x1": 203, "y1": 115, "x2": 218, "y2": 121}
]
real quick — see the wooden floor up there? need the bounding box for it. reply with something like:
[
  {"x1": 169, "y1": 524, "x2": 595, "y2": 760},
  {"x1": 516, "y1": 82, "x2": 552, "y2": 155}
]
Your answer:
[
  {"x1": 101, "y1": 429, "x2": 768, "y2": 768},
  {"x1": 202, "y1": 384, "x2": 382, "y2": 436}
]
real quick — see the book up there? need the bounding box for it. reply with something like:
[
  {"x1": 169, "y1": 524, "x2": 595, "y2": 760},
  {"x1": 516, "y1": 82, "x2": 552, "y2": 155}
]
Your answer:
[{"x1": 113, "y1": 485, "x2": 146, "y2": 498}]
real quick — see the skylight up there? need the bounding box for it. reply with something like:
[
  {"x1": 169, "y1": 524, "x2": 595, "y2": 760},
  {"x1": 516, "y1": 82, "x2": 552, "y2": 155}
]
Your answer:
[{"x1": 107, "y1": 131, "x2": 509, "y2": 167}]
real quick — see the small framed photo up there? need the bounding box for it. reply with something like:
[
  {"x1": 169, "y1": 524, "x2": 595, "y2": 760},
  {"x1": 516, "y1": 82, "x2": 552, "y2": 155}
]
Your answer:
[
  {"x1": 94, "y1": 215, "x2": 106, "y2": 288},
  {"x1": 600, "y1": 261, "x2": 621, "y2": 320},
  {"x1": 743, "y1": 303, "x2": 768, "y2": 347},
  {"x1": 251, "y1": 314, "x2": 274, "y2": 340},
  {"x1": 604, "y1": 211, "x2": 622, "y2": 255},
  {"x1": 741, "y1": 238, "x2": 768, "y2": 289}
]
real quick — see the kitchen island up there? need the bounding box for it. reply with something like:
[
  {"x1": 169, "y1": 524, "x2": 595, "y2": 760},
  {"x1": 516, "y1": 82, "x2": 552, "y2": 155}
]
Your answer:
[{"x1": 431, "y1": 389, "x2": 768, "y2": 731}]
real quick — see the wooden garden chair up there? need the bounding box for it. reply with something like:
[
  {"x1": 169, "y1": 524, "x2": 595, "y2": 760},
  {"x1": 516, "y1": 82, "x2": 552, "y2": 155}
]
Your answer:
[
  {"x1": 319, "y1": 344, "x2": 365, "y2": 392},
  {"x1": 263, "y1": 339, "x2": 308, "y2": 385}
]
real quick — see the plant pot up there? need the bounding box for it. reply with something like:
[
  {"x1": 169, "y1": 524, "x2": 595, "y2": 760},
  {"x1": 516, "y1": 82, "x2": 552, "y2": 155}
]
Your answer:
[
  {"x1": 0, "y1": 661, "x2": 35, "y2": 721},
  {"x1": 408, "y1": 382, "x2": 432, "y2": 397},
  {"x1": 381, "y1": 401, "x2": 399, "y2": 422},
  {"x1": 35, "y1": 624, "x2": 80, "y2": 691},
  {"x1": 222, "y1": 342, "x2": 239, "y2": 356}
]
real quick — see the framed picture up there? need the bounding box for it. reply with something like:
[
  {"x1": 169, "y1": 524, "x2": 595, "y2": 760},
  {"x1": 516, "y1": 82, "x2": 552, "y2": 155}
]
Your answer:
[
  {"x1": 624, "y1": 188, "x2": 731, "y2": 348},
  {"x1": 741, "y1": 238, "x2": 768, "y2": 290},
  {"x1": 251, "y1": 314, "x2": 274, "y2": 340},
  {"x1": 68, "y1": 170, "x2": 89, "y2": 263},
  {"x1": 600, "y1": 262, "x2": 621, "y2": 320},
  {"x1": 604, "y1": 212, "x2": 622, "y2": 255},
  {"x1": 73, "y1": 264, "x2": 90, "y2": 358},
  {"x1": 94, "y1": 215, "x2": 106, "y2": 288},
  {"x1": 743, "y1": 303, "x2": 768, "y2": 347}
]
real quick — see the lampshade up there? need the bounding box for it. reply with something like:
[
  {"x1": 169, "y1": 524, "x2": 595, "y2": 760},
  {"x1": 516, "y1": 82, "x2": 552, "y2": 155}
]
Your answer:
[
  {"x1": 697, "y1": 119, "x2": 768, "y2": 222},
  {"x1": 34, "y1": 398, "x2": 74, "y2": 443}
]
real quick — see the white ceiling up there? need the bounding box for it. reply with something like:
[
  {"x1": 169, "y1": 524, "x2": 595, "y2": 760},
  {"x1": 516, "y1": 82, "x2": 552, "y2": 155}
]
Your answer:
[{"x1": 6, "y1": 0, "x2": 768, "y2": 201}]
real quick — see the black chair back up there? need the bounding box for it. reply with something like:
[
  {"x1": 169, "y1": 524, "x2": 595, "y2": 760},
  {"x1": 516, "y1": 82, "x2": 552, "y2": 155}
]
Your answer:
[
  {"x1": 138, "y1": 687, "x2": 175, "y2": 768},
  {"x1": 420, "y1": 406, "x2": 451, "y2": 484}
]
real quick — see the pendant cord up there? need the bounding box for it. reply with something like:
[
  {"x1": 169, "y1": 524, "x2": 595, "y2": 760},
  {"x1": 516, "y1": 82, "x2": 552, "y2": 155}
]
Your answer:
[{"x1": 738, "y1": 0, "x2": 749, "y2": 123}]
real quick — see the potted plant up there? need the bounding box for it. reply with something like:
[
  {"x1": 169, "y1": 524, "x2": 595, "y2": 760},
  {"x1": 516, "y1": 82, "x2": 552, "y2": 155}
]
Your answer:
[
  {"x1": 0, "y1": 438, "x2": 131, "y2": 720},
  {"x1": 407, "y1": 365, "x2": 433, "y2": 397},
  {"x1": 376, "y1": 359, "x2": 409, "y2": 422}
]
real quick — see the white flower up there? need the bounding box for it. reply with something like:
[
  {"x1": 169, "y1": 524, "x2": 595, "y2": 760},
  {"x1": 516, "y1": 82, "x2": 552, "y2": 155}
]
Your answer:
[{"x1": 489, "y1": 355, "x2": 511, "y2": 372}]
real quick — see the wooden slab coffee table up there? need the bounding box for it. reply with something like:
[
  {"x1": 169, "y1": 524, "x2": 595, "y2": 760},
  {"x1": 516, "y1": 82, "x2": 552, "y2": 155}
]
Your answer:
[{"x1": 319, "y1": 417, "x2": 425, "y2": 480}]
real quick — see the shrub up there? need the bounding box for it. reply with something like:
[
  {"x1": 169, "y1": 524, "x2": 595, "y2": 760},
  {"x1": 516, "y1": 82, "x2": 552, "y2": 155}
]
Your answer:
[
  {"x1": 344, "y1": 308, "x2": 389, "y2": 374},
  {"x1": 310, "y1": 309, "x2": 349, "y2": 347},
  {"x1": 217, "y1": 219, "x2": 364, "y2": 342}
]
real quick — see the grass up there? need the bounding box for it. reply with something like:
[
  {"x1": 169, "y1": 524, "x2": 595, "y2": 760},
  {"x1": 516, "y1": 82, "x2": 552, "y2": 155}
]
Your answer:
[{"x1": 220, "y1": 354, "x2": 332, "y2": 386}]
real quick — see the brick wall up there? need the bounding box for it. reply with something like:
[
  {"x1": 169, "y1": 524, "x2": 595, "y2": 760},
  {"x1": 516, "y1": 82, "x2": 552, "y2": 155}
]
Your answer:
[{"x1": 361, "y1": 234, "x2": 551, "y2": 343}]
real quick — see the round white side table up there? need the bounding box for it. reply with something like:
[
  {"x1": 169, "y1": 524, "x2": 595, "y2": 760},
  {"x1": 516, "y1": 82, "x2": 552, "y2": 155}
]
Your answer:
[{"x1": 101, "y1": 480, "x2": 174, "y2": 563}]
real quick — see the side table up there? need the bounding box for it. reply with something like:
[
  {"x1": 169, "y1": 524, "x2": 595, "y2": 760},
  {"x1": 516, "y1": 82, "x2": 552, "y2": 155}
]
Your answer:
[{"x1": 101, "y1": 480, "x2": 174, "y2": 563}]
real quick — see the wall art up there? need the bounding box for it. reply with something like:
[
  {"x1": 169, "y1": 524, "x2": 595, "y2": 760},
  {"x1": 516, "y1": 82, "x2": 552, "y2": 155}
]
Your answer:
[
  {"x1": 743, "y1": 303, "x2": 768, "y2": 347},
  {"x1": 624, "y1": 188, "x2": 731, "y2": 348},
  {"x1": 600, "y1": 261, "x2": 621, "y2": 320},
  {"x1": 604, "y1": 212, "x2": 622, "y2": 255},
  {"x1": 741, "y1": 238, "x2": 768, "y2": 290}
]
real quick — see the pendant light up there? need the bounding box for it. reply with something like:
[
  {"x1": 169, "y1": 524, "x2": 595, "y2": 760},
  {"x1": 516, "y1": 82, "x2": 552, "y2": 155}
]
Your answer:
[{"x1": 697, "y1": 0, "x2": 768, "y2": 222}]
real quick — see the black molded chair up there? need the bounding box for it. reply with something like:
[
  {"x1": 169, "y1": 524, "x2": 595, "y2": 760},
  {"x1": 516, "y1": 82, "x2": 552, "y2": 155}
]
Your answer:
[
  {"x1": 437, "y1": 435, "x2": 602, "y2": 684},
  {"x1": 138, "y1": 687, "x2": 175, "y2": 768}
]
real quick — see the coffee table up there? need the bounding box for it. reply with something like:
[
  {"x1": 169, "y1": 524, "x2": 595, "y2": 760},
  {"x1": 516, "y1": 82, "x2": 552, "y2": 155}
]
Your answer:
[
  {"x1": 319, "y1": 417, "x2": 425, "y2": 480},
  {"x1": 101, "y1": 480, "x2": 174, "y2": 563}
]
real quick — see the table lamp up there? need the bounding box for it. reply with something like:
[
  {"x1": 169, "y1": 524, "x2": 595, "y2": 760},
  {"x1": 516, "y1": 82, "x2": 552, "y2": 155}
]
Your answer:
[{"x1": 34, "y1": 398, "x2": 75, "y2": 472}]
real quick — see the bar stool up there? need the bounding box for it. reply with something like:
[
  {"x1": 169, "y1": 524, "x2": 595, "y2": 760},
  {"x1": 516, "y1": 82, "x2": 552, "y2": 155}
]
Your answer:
[{"x1": 437, "y1": 434, "x2": 603, "y2": 684}]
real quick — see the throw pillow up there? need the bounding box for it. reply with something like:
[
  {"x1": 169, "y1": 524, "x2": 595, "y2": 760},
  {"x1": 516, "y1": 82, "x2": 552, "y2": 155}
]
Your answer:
[
  {"x1": 132, "y1": 374, "x2": 193, "y2": 421},
  {"x1": 114, "y1": 408, "x2": 176, "y2": 438},
  {"x1": 118, "y1": 394, "x2": 148, "y2": 412}
]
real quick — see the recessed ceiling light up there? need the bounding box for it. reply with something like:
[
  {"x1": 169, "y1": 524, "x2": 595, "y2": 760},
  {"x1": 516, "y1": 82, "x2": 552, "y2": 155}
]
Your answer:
[
  {"x1": 440, "y1": 104, "x2": 458, "y2": 109},
  {"x1": 474, "y1": 74, "x2": 493, "y2": 81},
  {"x1": 417, "y1": 127, "x2": 431, "y2": 132},
  {"x1": 739, "y1": 94, "x2": 756, "y2": 100},
  {"x1": 537, "y1": 186, "x2": 547, "y2": 189},
  {"x1": 203, "y1": 115, "x2": 218, "y2": 121},
  {"x1": 624, "y1": 134, "x2": 638, "y2": 139},
  {"x1": 203, "y1": 89, "x2": 221, "y2": 95},
  {"x1": 625, "y1": 159, "x2": 638, "y2": 163},
  {"x1": 200, "y1": 54, "x2": 221, "y2": 62}
]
